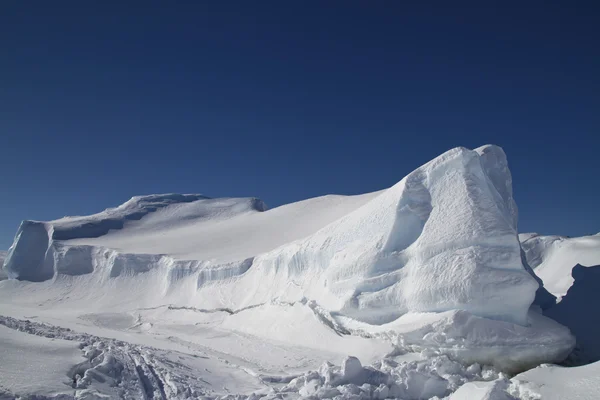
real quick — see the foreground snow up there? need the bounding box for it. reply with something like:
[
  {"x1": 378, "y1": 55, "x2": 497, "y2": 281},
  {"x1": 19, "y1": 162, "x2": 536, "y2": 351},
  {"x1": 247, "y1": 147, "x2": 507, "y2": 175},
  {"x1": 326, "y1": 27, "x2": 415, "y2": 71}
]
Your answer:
[
  {"x1": 0, "y1": 323, "x2": 84, "y2": 397},
  {"x1": 0, "y1": 315, "x2": 562, "y2": 400},
  {"x1": 1, "y1": 145, "x2": 593, "y2": 399},
  {"x1": 0, "y1": 314, "x2": 587, "y2": 399}
]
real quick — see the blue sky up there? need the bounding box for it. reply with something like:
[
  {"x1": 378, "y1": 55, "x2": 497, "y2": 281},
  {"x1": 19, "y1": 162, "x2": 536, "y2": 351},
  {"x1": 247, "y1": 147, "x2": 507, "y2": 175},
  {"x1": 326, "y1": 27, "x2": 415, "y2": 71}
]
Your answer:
[{"x1": 1, "y1": 2, "x2": 599, "y2": 249}]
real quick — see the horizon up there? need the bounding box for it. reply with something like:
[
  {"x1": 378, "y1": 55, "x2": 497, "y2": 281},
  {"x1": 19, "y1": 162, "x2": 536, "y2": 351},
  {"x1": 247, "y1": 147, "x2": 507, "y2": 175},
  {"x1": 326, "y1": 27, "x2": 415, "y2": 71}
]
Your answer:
[{"x1": 2, "y1": 2, "x2": 599, "y2": 249}]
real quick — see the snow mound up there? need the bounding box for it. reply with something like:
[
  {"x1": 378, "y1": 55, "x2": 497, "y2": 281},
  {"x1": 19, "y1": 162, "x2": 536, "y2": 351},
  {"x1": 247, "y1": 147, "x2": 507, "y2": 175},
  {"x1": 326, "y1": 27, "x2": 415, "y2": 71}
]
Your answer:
[
  {"x1": 0, "y1": 324, "x2": 85, "y2": 397},
  {"x1": 520, "y1": 233, "x2": 600, "y2": 298}
]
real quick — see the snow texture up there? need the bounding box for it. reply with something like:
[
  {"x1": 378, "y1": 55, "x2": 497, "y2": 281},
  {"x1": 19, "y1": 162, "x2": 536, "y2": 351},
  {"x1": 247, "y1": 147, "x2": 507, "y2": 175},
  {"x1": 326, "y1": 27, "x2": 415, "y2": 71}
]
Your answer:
[
  {"x1": 0, "y1": 324, "x2": 85, "y2": 397},
  {"x1": 519, "y1": 233, "x2": 600, "y2": 363},
  {"x1": 0, "y1": 315, "x2": 511, "y2": 400},
  {"x1": 512, "y1": 360, "x2": 600, "y2": 400}
]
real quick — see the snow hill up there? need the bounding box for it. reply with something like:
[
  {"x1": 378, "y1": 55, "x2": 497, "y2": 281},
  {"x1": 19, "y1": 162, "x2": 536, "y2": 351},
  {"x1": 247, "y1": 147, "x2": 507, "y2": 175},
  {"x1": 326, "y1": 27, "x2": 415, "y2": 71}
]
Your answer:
[{"x1": 0, "y1": 144, "x2": 589, "y2": 399}]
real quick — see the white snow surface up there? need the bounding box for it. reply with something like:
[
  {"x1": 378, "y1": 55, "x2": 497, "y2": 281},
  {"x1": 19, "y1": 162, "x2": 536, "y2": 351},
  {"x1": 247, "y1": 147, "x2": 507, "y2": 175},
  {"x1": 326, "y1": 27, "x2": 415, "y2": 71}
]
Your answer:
[
  {"x1": 519, "y1": 233, "x2": 600, "y2": 297},
  {"x1": 512, "y1": 361, "x2": 600, "y2": 400},
  {"x1": 0, "y1": 323, "x2": 85, "y2": 397},
  {"x1": 0, "y1": 145, "x2": 584, "y2": 399}
]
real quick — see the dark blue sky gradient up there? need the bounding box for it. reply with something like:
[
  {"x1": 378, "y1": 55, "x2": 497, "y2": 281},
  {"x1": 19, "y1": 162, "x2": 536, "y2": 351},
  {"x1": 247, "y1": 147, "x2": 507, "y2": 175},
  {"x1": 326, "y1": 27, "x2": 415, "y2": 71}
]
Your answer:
[{"x1": 1, "y1": 1, "x2": 599, "y2": 249}]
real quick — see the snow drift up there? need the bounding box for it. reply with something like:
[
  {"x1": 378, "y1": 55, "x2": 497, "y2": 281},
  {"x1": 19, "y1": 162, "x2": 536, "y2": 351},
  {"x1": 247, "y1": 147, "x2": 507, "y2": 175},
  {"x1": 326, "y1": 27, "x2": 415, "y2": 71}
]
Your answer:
[{"x1": 2, "y1": 145, "x2": 575, "y2": 372}]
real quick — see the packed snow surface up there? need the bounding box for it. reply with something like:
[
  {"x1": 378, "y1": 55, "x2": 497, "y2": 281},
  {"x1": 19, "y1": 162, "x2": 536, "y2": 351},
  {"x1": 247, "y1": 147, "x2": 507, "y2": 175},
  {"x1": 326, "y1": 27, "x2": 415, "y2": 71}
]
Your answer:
[
  {"x1": 513, "y1": 360, "x2": 600, "y2": 400},
  {"x1": 0, "y1": 144, "x2": 586, "y2": 399},
  {"x1": 0, "y1": 323, "x2": 85, "y2": 397}
]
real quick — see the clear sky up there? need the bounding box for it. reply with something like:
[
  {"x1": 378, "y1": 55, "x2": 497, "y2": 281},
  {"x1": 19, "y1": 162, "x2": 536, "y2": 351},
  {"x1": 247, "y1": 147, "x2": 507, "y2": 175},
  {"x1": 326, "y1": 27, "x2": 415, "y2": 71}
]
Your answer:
[{"x1": 1, "y1": 1, "x2": 599, "y2": 249}]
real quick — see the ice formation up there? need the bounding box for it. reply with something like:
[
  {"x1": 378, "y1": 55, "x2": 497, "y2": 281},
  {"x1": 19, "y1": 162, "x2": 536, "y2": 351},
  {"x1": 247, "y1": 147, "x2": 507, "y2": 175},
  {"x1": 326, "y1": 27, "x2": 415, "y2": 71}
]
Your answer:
[
  {"x1": 520, "y1": 233, "x2": 600, "y2": 297},
  {"x1": 2, "y1": 145, "x2": 575, "y2": 374}
]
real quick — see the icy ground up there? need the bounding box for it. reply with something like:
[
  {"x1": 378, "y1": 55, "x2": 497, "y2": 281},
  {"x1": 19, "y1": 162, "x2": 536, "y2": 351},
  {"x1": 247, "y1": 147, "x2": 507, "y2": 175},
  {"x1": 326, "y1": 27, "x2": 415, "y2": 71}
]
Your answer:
[{"x1": 1, "y1": 145, "x2": 599, "y2": 399}]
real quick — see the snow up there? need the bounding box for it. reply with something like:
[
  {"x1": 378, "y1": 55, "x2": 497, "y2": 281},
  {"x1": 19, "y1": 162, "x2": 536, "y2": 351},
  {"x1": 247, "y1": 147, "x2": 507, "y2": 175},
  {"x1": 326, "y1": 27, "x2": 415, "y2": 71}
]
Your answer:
[
  {"x1": 0, "y1": 323, "x2": 85, "y2": 397},
  {"x1": 449, "y1": 380, "x2": 516, "y2": 400},
  {"x1": 0, "y1": 316, "x2": 266, "y2": 399},
  {"x1": 519, "y1": 233, "x2": 600, "y2": 363},
  {"x1": 512, "y1": 361, "x2": 600, "y2": 400},
  {"x1": 61, "y1": 193, "x2": 378, "y2": 263},
  {"x1": 520, "y1": 233, "x2": 600, "y2": 298},
  {"x1": 0, "y1": 251, "x2": 6, "y2": 280},
  {"x1": 0, "y1": 144, "x2": 591, "y2": 399},
  {"x1": 389, "y1": 310, "x2": 573, "y2": 374}
]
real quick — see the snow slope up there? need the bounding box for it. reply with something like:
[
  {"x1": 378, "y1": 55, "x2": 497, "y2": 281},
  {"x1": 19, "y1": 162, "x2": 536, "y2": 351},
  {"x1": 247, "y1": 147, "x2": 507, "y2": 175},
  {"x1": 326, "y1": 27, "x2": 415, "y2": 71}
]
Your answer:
[
  {"x1": 513, "y1": 360, "x2": 600, "y2": 400},
  {"x1": 0, "y1": 323, "x2": 85, "y2": 397},
  {"x1": 520, "y1": 233, "x2": 600, "y2": 298}
]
